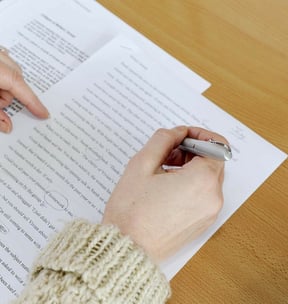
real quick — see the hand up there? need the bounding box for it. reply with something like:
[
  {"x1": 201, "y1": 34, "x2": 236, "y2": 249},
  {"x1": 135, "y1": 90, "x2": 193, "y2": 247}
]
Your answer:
[
  {"x1": 0, "y1": 46, "x2": 49, "y2": 133},
  {"x1": 102, "y1": 126, "x2": 227, "y2": 262}
]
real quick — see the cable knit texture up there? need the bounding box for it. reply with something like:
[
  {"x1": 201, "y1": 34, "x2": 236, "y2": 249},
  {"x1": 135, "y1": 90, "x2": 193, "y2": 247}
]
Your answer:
[{"x1": 12, "y1": 220, "x2": 170, "y2": 304}]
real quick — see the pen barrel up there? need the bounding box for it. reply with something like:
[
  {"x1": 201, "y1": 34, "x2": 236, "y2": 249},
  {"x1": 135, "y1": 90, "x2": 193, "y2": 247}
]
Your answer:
[{"x1": 180, "y1": 138, "x2": 232, "y2": 161}]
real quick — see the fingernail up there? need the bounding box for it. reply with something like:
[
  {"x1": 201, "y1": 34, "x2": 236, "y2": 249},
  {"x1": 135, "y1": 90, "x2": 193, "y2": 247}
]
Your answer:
[
  {"x1": 31, "y1": 95, "x2": 50, "y2": 119},
  {"x1": 44, "y1": 108, "x2": 50, "y2": 118},
  {"x1": 42, "y1": 104, "x2": 50, "y2": 119},
  {"x1": 0, "y1": 120, "x2": 12, "y2": 133},
  {"x1": 37, "y1": 104, "x2": 50, "y2": 119}
]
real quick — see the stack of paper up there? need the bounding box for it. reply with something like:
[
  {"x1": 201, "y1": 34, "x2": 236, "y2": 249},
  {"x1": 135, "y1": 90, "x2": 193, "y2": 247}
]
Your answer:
[{"x1": 0, "y1": 0, "x2": 286, "y2": 302}]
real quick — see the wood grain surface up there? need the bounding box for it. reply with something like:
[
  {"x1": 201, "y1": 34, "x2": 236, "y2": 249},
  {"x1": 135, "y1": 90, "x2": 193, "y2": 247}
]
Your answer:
[{"x1": 96, "y1": 1, "x2": 288, "y2": 303}]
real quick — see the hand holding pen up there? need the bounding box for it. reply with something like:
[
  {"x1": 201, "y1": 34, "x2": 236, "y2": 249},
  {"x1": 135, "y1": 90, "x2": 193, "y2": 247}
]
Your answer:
[
  {"x1": 162, "y1": 126, "x2": 232, "y2": 174},
  {"x1": 103, "y1": 126, "x2": 229, "y2": 261}
]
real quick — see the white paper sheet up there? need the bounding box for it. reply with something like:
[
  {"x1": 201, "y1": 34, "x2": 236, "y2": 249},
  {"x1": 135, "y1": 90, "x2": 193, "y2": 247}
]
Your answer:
[
  {"x1": 0, "y1": 0, "x2": 17, "y2": 10},
  {"x1": 0, "y1": 36, "x2": 286, "y2": 302},
  {"x1": 0, "y1": 0, "x2": 210, "y2": 97}
]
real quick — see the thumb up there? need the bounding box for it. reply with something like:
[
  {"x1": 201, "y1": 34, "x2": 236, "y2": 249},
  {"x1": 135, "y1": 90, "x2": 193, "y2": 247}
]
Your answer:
[{"x1": 134, "y1": 126, "x2": 188, "y2": 174}]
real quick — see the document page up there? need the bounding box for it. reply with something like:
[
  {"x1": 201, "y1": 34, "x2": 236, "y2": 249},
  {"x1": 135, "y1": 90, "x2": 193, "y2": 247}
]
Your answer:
[
  {"x1": 0, "y1": 0, "x2": 17, "y2": 10},
  {"x1": 0, "y1": 0, "x2": 210, "y2": 117},
  {"x1": 0, "y1": 36, "x2": 286, "y2": 301},
  {"x1": 0, "y1": 0, "x2": 115, "y2": 118}
]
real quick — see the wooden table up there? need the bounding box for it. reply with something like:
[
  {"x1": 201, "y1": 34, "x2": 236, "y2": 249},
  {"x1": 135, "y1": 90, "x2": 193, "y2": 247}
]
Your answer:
[{"x1": 97, "y1": 1, "x2": 288, "y2": 302}]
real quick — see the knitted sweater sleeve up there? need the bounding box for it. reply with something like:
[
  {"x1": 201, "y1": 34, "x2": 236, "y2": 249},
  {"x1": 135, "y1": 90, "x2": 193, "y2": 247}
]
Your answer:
[{"x1": 12, "y1": 220, "x2": 171, "y2": 304}]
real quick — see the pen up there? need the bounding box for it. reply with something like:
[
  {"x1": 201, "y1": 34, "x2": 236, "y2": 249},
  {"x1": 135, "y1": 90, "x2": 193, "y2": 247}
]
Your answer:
[{"x1": 179, "y1": 138, "x2": 232, "y2": 161}]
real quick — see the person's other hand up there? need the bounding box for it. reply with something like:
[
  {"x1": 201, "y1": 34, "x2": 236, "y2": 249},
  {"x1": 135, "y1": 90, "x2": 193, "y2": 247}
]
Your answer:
[
  {"x1": 0, "y1": 47, "x2": 49, "y2": 133},
  {"x1": 102, "y1": 126, "x2": 228, "y2": 262}
]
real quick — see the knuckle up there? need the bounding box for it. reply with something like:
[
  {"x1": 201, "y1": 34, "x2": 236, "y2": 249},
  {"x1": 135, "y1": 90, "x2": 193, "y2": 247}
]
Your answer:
[
  {"x1": 206, "y1": 188, "x2": 224, "y2": 219},
  {"x1": 126, "y1": 151, "x2": 145, "y2": 171},
  {"x1": 126, "y1": 153, "x2": 138, "y2": 169},
  {"x1": 204, "y1": 162, "x2": 222, "y2": 181},
  {"x1": 155, "y1": 128, "x2": 168, "y2": 134},
  {"x1": 154, "y1": 128, "x2": 174, "y2": 141},
  {"x1": 211, "y1": 195, "x2": 224, "y2": 216},
  {"x1": 10, "y1": 67, "x2": 23, "y2": 88},
  {"x1": 200, "y1": 167, "x2": 224, "y2": 218},
  {"x1": 127, "y1": 153, "x2": 139, "y2": 167}
]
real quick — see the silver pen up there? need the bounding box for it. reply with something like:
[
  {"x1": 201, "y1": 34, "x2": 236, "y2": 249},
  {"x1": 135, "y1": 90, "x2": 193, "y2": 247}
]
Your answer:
[{"x1": 179, "y1": 138, "x2": 232, "y2": 161}]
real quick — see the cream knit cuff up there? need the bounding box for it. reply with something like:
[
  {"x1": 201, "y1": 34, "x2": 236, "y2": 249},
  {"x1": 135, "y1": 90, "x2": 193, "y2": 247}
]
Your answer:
[{"x1": 31, "y1": 220, "x2": 171, "y2": 303}]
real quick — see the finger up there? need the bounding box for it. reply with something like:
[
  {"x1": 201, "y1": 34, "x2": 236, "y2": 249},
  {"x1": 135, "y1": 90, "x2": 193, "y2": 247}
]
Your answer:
[
  {"x1": 187, "y1": 126, "x2": 230, "y2": 145},
  {"x1": 164, "y1": 148, "x2": 187, "y2": 167},
  {"x1": 0, "y1": 109, "x2": 12, "y2": 133},
  {"x1": 133, "y1": 126, "x2": 189, "y2": 174},
  {"x1": 0, "y1": 90, "x2": 13, "y2": 108},
  {"x1": 166, "y1": 127, "x2": 230, "y2": 166},
  {"x1": 183, "y1": 154, "x2": 225, "y2": 185},
  {"x1": 0, "y1": 61, "x2": 49, "y2": 118},
  {"x1": 186, "y1": 126, "x2": 228, "y2": 174},
  {"x1": 0, "y1": 52, "x2": 22, "y2": 73},
  {"x1": 180, "y1": 127, "x2": 229, "y2": 179}
]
